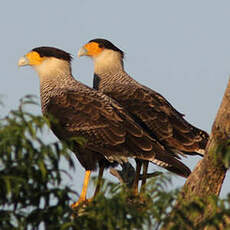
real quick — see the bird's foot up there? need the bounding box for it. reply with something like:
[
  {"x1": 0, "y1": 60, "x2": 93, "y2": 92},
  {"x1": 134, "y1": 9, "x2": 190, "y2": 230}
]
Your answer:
[
  {"x1": 71, "y1": 197, "x2": 93, "y2": 209},
  {"x1": 71, "y1": 197, "x2": 94, "y2": 218}
]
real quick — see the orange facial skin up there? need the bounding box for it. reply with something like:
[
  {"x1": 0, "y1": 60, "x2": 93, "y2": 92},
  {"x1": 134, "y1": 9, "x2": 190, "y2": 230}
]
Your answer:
[
  {"x1": 26, "y1": 51, "x2": 46, "y2": 66},
  {"x1": 84, "y1": 42, "x2": 104, "y2": 57}
]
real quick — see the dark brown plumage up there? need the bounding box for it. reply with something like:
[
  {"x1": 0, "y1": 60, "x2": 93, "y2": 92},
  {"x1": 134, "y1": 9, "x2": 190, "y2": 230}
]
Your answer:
[
  {"x1": 18, "y1": 46, "x2": 191, "y2": 206},
  {"x1": 79, "y1": 38, "x2": 209, "y2": 158}
]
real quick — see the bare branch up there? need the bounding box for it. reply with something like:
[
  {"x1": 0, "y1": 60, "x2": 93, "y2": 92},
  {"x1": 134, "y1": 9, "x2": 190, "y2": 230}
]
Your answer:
[{"x1": 161, "y1": 79, "x2": 230, "y2": 229}]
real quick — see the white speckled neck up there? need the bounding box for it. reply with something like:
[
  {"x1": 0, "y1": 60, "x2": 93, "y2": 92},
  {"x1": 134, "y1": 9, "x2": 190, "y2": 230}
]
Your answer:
[
  {"x1": 33, "y1": 58, "x2": 72, "y2": 83},
  {"x1": 93, "y1": 49, "x2": 124, "y2": 74}
]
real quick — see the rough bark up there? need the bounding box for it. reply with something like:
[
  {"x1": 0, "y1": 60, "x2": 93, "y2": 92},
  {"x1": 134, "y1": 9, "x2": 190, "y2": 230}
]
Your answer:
[
  {"x1": 161, "y1": 79, "x2": 230, "y2": 229},
  {"x1": 180, "y1": 79, "x2": 230, "y2": 199}
]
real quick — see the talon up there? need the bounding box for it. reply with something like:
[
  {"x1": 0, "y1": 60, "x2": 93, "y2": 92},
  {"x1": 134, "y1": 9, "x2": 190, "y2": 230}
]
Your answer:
[
  {"x1": 71, "y1": 197, "x2": 93, "y2": 209},
  {"x1": 71, "y1": 199, "x2": 85, "y2": 209}
]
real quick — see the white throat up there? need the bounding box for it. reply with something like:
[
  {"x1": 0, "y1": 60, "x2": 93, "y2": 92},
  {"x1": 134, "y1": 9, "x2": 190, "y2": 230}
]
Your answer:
[
  {"x1": 93, "y1": 49, "x2": 123, "y2": 74},
  {"x1": 33, "y1": 58, "x2": 71, "y2": 83}
]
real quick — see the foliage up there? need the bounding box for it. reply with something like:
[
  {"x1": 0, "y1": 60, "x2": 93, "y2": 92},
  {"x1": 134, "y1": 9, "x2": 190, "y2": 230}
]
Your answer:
[
  {"x1": 215, "y1": 141, "x2": 230, "y2": 168},
  {"x1": 72, "y1": 175, "x2": 177, "y2": 230},
  {"x1": 0, "y1": 96, "x2": 230, "y2": 230},
  {"x1": 162, "y1": 194, "x2": 230, "y2": 230},
  {"x1": 0, "y1": 96, "x2": 75, "y2": 230},
  {"x1": 72, "y1": 176, "x2": 230, "y2": 230}
]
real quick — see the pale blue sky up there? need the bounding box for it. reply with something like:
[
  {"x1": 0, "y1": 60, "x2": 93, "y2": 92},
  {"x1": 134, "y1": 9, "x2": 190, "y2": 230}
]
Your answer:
[{"x1": 0, "y1": 0, "x2": 229, "y2": 198}]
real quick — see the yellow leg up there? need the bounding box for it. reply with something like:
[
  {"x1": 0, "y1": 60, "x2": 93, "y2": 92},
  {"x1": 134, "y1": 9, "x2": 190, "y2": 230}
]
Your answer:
[
  {"x1": 93, "y1": 165, "x2": 105, "y2": 198},
  {"x1": 132, "y1": 160, "x2": 142, "y2": 195},
  {"x1": 141, "y1": 161, "x2": 149, "y2": 192},
  {"x1": 71, "y1": 170, "x2": 91, "y2": 208}
]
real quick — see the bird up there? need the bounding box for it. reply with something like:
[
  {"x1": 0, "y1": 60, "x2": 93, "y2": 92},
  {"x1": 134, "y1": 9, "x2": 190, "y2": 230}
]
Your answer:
[
  {"x1": 77, "y1": 38, "x2": 209, "y2": 189},
  {"x1": 18, "y1": 46, "x2": 191, "y2": 207}
]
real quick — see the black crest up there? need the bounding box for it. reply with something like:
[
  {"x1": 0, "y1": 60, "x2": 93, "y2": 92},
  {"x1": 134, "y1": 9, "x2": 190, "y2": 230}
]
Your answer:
[
  {"x1": 89, "y1": 39, "x2": 124, "y2": 58},
  {"x1": 32, "y1": 47, "x2": 72, "y2": 62}
]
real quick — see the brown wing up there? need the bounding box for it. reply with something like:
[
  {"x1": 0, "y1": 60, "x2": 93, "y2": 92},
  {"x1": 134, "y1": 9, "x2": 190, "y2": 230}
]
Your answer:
[
  {"x1": 46, "y1": 88, "x2": 191, "y2": 177},
  {"x1": 46, "y1": 88, "x2": 157, "y2": 160},
  {"x1": 103, "y1": 83, "x2": 209, "y2": 156}
]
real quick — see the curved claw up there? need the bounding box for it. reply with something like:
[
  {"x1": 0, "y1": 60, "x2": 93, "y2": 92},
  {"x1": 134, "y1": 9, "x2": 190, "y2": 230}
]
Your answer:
[{"x1": 71, "y1": 197, "x2": 93, "y2": 209}]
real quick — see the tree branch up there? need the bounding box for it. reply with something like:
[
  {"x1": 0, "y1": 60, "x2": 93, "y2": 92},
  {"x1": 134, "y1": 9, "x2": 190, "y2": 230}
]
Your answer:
[
  {"x1": 181, "y1": 79, "x2": 230, "y2": 200},
  {"x1": 110, "y1": 162, "x2": 162, "y2": 188},
  {"x1": 161, "y1": 79, "x2": 230, "y2": 229}
]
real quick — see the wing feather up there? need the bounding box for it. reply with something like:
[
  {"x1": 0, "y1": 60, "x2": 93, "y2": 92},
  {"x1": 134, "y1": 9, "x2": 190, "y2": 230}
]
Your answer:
[
  {"x1": 46, "y1": 88, "x2": 166, "y2": 162},
  {"x1": 46, "y1": 86, "x2": 192, "y2": 177},
  {"x1": 104, "y1": 83, "x2": 208, "y2": 155}
]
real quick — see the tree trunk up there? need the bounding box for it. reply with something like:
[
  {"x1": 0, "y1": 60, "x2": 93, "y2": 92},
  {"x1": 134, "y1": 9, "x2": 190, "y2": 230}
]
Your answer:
[{"x1": 161, "y1": 79, "x2": 230, "y2": 229}]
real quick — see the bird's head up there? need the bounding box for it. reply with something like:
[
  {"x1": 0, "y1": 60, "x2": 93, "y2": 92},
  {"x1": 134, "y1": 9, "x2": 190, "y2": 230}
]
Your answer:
[
  {"x1": 78, "y1": 39, "x2": 124, "y2": 73},
  {"x1": 18, "y1": 47, "x2": 72, "y2": 78}
]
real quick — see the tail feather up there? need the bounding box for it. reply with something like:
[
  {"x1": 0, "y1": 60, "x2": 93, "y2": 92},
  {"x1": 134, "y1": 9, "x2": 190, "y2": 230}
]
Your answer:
[{"x1": 149, "y1": 154, "x2": 191, "y2": 178}]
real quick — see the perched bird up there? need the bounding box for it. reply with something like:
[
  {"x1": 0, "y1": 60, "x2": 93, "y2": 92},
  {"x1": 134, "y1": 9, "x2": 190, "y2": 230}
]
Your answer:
[
  {"x1": 78, "y1": 38, "x2": 209, "y2": 188},
  {"x1": 18, "y1": 47, "x2": 191, "y2": 206}
]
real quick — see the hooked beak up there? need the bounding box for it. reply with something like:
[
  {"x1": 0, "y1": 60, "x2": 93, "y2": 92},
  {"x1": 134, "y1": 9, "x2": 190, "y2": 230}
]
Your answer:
[
  {"x1": 18, "y1": 56, "x2": 29, "y2": 67},
  {"x1": 77, "y1": 47, "x2": 88, "y2": 57}
]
